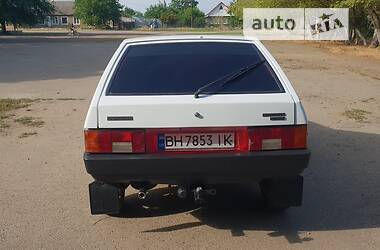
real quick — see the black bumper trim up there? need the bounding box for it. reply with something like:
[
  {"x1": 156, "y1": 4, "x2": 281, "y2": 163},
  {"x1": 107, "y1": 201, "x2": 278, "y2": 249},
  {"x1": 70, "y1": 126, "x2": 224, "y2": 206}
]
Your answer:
[{"x1": 84, "y1": 150, "x2": 310, "y2": 184}]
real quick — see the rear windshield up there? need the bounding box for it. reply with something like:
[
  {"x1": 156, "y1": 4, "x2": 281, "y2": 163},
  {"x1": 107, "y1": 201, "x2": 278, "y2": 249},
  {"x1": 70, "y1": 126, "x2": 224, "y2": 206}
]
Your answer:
[{"x1": 107, "y1": 42, "x2": 284, "y2": 95}]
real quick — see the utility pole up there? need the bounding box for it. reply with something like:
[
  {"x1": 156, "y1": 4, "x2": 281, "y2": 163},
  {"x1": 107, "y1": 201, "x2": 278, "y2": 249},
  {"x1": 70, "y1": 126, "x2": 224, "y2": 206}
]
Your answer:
[{"x1": 191, "y1": 0, "x2": 193, "y2": 28}]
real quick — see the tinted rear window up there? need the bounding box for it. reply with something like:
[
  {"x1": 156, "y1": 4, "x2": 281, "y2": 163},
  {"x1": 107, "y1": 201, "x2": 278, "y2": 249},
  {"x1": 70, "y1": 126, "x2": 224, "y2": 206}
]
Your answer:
[{"x1": 107, "y1": 42, "x2": 284, "y2": 95}]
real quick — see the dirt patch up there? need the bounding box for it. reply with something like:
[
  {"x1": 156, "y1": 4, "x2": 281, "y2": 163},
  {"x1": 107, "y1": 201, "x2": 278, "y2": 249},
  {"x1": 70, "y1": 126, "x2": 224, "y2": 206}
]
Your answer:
[
  {"x1": 343, "y1": 109, "x2": 372, "y2": 122},
  {"x1": 14, "y1": 116, "x2": 45, "y2": 127},
  {"x1": 356, "y1": 71, "x2": 380, "y2": 81},
  {"x1": 0, "y1": 98, "x2": 37, "y2": 113},
  {"x1": 18, "y1": 132, "x2": 38, "y2": 138},
  {"x1": 361, "y1": 98, "x2": 376, "y2": 103},
  {"x1": 0, "y1": 98, "x2": 39, "y2": 131},
  {"x1": 0, "y1": 98, "x2": 83, "y2": 132},
  {"x1": 56, "y1": 98, "x2": 86, "y2": 101},
  {"x1": 302, "y1": 41, "x2": 380, "y2": 61}
]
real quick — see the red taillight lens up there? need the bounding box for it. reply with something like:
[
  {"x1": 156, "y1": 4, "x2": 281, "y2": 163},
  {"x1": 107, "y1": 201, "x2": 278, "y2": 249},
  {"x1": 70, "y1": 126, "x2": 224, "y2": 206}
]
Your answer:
[
  {"x1": 249, "y1": 125, "x2": 307, "y2": 151},
  {"x1": 85, "y1": 130, "x2": 112, "y2": 153},
  {"x1": 84, "y1": 126, "x2": 307, "y2": 153},
  {"x1": 293, "y1": 126, "x2": 307, "y2": 149},
  {"x1": 84, "y1": 130, "x2": 145, "y2": 153}
]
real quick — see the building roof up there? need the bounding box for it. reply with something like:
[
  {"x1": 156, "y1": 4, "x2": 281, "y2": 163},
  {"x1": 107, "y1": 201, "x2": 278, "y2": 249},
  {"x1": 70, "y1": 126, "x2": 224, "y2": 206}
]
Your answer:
[
  {"x1": 206, "y1": 2, "x2": 231, "y2": 17},
  {"x1": 121, "y1": 35, "x2": 255, "y2": 45},
  {"x1": 121, "y1": 17, "x2": 136, "y2": 23},
  {"x1": 52, "y1": 1, "x2": 75, "y2": 16}
]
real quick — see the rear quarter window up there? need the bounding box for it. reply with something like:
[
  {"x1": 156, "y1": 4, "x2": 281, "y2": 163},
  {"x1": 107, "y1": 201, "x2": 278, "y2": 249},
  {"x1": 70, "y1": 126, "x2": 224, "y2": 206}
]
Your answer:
[{"x1": 107, "y1": 42, "x2": 284, "y2": 95}]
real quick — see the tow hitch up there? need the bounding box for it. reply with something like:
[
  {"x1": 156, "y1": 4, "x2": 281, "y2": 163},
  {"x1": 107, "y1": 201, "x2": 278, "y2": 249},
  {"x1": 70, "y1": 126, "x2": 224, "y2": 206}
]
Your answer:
[
  {"x1": 193, "y1": 187, "x2": 216, "y2": 204},
  {"x1": 176, "y1": 186, "x2": 216, "y2": 204}
]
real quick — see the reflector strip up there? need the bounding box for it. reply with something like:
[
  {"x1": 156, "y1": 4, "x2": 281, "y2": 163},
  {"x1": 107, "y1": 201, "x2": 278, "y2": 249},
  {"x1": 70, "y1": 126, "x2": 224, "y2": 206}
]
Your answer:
[
  {"x1": 84, "y1": 130, "x2": 145, "y2": 153},
  {"x1": 84, "y1": 125, "x2": 307, "y2": 154},
  {"x1": 249, "y1": 125, "x2": 307, "y2": 151},
  {"x1": 112, "y1": 142, "x2": 133, "y2": 153},
  {"x1": 262, "y1": 139, "x2": 282, "y2": 150}
]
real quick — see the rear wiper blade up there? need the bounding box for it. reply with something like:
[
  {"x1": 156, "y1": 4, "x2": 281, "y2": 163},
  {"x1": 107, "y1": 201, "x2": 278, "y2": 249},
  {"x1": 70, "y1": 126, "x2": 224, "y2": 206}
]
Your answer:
[{"x1": 194, "y1": 60, "x2": 266, "y2": 99}]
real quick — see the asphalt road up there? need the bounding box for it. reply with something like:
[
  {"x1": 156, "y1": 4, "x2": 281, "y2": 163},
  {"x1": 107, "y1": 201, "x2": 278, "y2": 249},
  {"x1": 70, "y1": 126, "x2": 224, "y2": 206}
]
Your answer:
[
  {"x1": 0, "y1": 36, "x2": 380, "y2": 249},
  {"x1": 0, "y1": 38, "x2": 122, "y2": 83}
]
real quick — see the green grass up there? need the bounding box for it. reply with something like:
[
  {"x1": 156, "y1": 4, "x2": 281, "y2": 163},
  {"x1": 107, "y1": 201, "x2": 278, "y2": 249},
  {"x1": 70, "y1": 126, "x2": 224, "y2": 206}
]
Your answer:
[
  {"x1": 0, "y1": 114, "x2": 12, "y2": 120},
  {"x1": 0, "y1": 97, "x2": 84, "y2": 132},
  {"x1": 14, "y1": 116, "x2": 45, "y2": 127},
  {"x1": 0, "y1": 122, "x2": 10, "y2": 130},
  {"x1": 0, "y1": 98, "x2": 40, "y2": 132},
  {"x1": 137, "y1": 27, "x2": 243, "y2": 35},
  {"x1": 0, "y1": 98, "x2": 53, "y2": 114},
  {"x1": 343, "y1": 109, "x2": 372, "y2": 122},
  {"x1": 0, "y1": 98, "x2": 37, "y2": 113}
]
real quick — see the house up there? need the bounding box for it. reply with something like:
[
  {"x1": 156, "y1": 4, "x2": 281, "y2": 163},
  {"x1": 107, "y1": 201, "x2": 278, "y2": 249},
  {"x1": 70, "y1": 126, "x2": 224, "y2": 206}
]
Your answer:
[
  {"x1": 118, "y1": 17, "x2": 162, "y2": 30},
  {"x1": 119, "y1": 17, "x2": 135, "y2": 30},
  {"x1": 40, "y1": 1, "x2": 81, "y2": 27},
  {"x1": 205, "y1": 2, "x2": 232, "y2": 26}
]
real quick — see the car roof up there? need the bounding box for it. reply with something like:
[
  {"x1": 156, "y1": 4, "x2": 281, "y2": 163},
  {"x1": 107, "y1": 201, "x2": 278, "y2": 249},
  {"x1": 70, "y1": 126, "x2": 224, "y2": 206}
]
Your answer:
[{"x1": 122, "y1": 35, "x2": 258, "y2": 45}]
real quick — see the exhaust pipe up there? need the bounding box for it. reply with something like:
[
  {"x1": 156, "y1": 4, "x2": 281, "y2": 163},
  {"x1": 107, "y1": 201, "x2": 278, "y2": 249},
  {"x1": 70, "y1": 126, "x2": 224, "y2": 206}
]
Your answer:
[
  {"x1": 206, "y1": 189, "x2": 216, "y2": 196},
  {"x1": 194, "y1": 187, "x2": 204, "y2": 204},
  {"x1": 177, "y1": 186, "x2": 187, "y2": 199},
  {"x1": 137, "y1": 189, "x2": 147, "y2": 200}
]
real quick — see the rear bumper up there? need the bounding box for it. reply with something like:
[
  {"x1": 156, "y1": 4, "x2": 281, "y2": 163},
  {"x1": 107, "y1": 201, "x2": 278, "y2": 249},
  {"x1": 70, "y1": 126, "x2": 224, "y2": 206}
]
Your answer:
[{"x1": 84, "y1": 149, "x2": 310, "y2": 184}]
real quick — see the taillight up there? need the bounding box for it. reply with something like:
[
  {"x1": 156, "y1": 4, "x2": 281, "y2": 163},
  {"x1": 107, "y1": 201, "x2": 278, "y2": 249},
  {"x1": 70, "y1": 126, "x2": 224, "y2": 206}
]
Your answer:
[
  {"x1": 84, "y1": 130, "x2": 145, "y2": 153},
  {"x1": 84, "y1": 126, "x2": 307, "y2": 154},
  {"x1": 249, "y1": 125, "x2": 307, "y2": 151}
]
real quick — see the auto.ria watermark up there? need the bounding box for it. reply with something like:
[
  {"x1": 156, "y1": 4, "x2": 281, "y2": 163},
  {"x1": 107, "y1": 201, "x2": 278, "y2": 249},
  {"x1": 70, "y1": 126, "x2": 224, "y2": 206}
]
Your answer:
[{"x1": 244, "y1": 8, "x2": 349, "y2": 40}]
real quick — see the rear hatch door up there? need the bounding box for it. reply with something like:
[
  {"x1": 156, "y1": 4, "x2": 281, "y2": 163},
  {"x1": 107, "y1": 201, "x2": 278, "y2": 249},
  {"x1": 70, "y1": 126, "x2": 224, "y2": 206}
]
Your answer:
[
  {"x1": 98, "y1": 93, "x2": 294, "y2": 128},
  {"x1": 98, "y1": 40, "x2": 294, "y2": 128}
]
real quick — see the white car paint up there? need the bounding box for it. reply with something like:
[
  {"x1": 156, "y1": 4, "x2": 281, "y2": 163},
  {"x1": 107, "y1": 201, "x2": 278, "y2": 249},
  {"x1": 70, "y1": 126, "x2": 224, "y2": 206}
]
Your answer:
[{"x1": 84, "y1": 35, "x2": 307, "y2": 129}]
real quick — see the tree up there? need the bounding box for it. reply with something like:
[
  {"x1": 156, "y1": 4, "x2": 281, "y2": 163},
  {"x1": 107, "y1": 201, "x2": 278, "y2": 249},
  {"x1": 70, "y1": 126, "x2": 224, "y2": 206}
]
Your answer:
[
  {"x1": 229, "y1": 0, "x2": 333, "y2": 19},
  {"x1": 123, "y1": 6, "x2": 142, "y2": 18},
  {"x1": 229, "y1": 0, "x2": 380, "y2": 46},
  {"x1": 123, "y1": 6, "x2": 135, "y2": 17},
  {"x1": 75, "y1": 0, "x2": 122, "y2": 28},
  {"x1": 178, "y1": 7, "x2": 205, "y2": 27},
  {"x1": 144, "y1": 1, "x2": 166, "y2": 19},
  {"x1": 144, "y1": 0, "x2": 205, "y2": 28},
  {"x1": 159, "y1": 8, "x2": 178, "y2": 26},
  {"x1": 0, "y1": 0, "x2": 54, "y2": 33},
  {"x1": 335, "y1": 0, "x2": 380, "y2": 46},
  {"x1": 145, "y1": 2, "x2": 178, "y2": 26},
  {"x1": 170, "y1": 0, "x2": 200, "y2": 27},
  {"x1": 170, "y1": 0, "x2": 199, "y2": 10},
  {"x1": 371, "y1": 10, "x2": 380, "y2": 46}
]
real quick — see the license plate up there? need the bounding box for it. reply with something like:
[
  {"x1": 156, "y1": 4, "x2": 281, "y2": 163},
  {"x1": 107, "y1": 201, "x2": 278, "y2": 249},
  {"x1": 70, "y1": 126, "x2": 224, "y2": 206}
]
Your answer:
[{"x1": 159, "y1": 133, "x2": 235, "y2": 151}]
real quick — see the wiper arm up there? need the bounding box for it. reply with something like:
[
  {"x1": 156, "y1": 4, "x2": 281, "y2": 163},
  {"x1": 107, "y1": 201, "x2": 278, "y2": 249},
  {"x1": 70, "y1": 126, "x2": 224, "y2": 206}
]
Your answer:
[{"x1": 194, "y1": 60, "x2": 266, "y2": 99}]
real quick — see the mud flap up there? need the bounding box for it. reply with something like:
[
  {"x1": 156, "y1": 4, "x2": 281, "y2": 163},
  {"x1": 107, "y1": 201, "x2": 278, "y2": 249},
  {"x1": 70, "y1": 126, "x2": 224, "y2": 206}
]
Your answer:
[
  {"x1": 89, "y1": 181, "x2": 125, "y2": 215},
  {"x1": 260, "y1": 175, "x2": 304, "y2": 207}
]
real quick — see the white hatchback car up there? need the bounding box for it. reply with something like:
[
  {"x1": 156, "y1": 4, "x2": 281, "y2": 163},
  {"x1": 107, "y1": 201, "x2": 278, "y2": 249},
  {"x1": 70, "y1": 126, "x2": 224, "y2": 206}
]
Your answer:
[{"x1": 84, "y1": 36, "x2": 310, "y2": 215}]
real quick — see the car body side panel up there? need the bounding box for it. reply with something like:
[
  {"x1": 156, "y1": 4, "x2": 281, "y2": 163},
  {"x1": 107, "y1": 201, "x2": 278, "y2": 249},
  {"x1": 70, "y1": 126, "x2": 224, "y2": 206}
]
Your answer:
[
  {"x1": 84, "y1": 40, "x2": 128, "y2": 129},
  {"x1": 253, "y1": 40, "x2": 308, "y2": 124}
]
